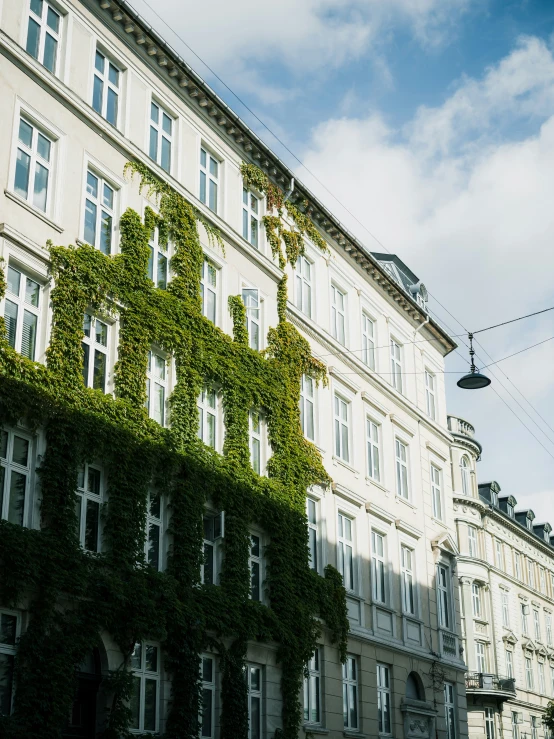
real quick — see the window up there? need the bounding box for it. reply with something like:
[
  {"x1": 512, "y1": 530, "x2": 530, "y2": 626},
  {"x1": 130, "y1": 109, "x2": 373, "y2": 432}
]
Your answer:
[
  {"x1": 200, "y1": 147, "x2": 219, "y2": 213},
  {"x1": 366, "y1": 418, "x2": 380, "y2": 482},
  {"x1": 130, "y1": 642, "x2": 159, "y2": 732},
  {"x1": 337, "y1": 513, "x2": 354, "y2": 592},
  {"x1": 0, "y1": 611, "x2": 17, "y2": 716},
  {"x1": 76, "y1": 464, "x2": 103, "y2": 552},
  {"x1": 496, "y1": 540, "x2": 504, "y2": 570},
  {"x1": 377, "y1": 664, "x2": 391, "y2": 736},
  {"x1": 200, "y1": 655, "x2": 215, "y2": 739},
  {"x1": 148, "y1": 225, "x2": 168, "y2": 290},
  {"x1": 515, "y1": 552, "x2": 522, "y2": 581},
  {"x1": 333, "y1": 395, "x2": 350, "y2": 464},
  {"x1": 0, "y1": 429, "x2": 31, "y2": 527},
  {"x1": 472, "y1": 583, "x2": 482, "y2": 618},
  {"x1": 501, "y1": 591, "x2": 510, "y2": 628},
  {"x1": 444, "y1": 683, "x2": 456, "y2": 739},
  {"x1": 246, "y1": 664, "x2": 262, "y2": 739},
  {"x1": 303, "y1": 648, "x2": 321, "y2": 725},
  {"x1": 460, "y1": 456, "x2": 471, "y2": 496},
  {"x1": 527, "y1": 517, "x2": 533, "y2": 531},
  {"x1": 331, "y1": 284, "x2": 346, "y2": 345},
  {"x1": 300, "y1": 375, "x2": 315, "y2": 442},
  {"x1": 490, "y1": 488, "x2": 498, "y2": 507},
  {"x1": 83, "y1": 169, "x2": 115, "y2": 254},
  {"x1": 3, "y1": 265, "x2": 41, "y2": 360},
  {"x1": 26, "y1": 0, "x2": 60, "y2": 74},
  {"x1": 395, "y1": 438, "x2": 409, "y2": 500},
  {"x1": 146, "y1": 351, "x2": 167, "y2": 426},
  {"x1": 431, "y1": 464, "x2": 443, "y2": 520},
  {"x1": 390, "y1": 339, "x2": 403, "y2": 393},
  {"x1": 200, "y1": 259, "x2": 217, "y2": 324},
  {"x1": 538, "y1": 661, "x2": 546, "y2": 694},
  {"x1": 425, "y1": 370, "x2": 436, "y2": 420},
  {"x1": 242, "y1": 288, "x2": 261, "y2": 351},
  {"x1": 249, "y1": 411, "x2": 262, "y2": 474},
  {"x1": 525, "y1": 656, "x2": 534, "y2": 690},
  {"x1": 295, "y1": 256, "x2": 312, "y2": 318},
  {"x1": 512, "y1": 712, "x2": 521, "y2": 739},
  {"x1": 307, "y1": 498, "x2": 318, "y2": 572},
  {"x1": 361, "y1": 313, "x2": 376, "y2": 369},
  {"x1": 149, "y1": 101, "x2": 172, "y2": 173},
  {"x1": 242, "y1": 188, "x2": 260, "y2": 248},
  {"x1": 507, "y1": 501, "x2": 515, "y2": 518},
  {"x1": 145, "y1": 491, "x2": 162, "y2": 571},
  {"x1": 198, "y1": 390, "x2": 217, "y2": 449},
  {"x1": 528, "y1": 560, "x2": 536, "y2": 589},
  {"x1": 485, "y1": 708, "x2": 495, "y2": 739},
  {"x1": 546, "y1": 613, "x2": 552, "y2": 645},
  {"x1": 534, "y1": 610, "x2": 541, "y2": 641},
  {"x1": 82, "y1": 313, "x2": 108, "y2": 392},
  {"x1": 475, "y1": 642, "x2": 486, "y2": 672},
  {"x1": 249, "y1": 534, "x2": 262, "y2": 601},
  {"x1": 505, "y1": 649, "x2": 514, "y2": 679},
  {"x1": 371, "y1": 531, "x2": 387, "y2": 604},
  {"x1": 437, "y1": 564, "x2": 452, "y2": 630},
  {"x1": 202, "y1": 512, "x2": 223, "y2": 585},
  {"x1": 13, "y1": 116, "x2": 53, "y2": 213},
  {"x1": 342, "y1": 655, "x2": 358, "y2": 730},
  {"x1": 540, "y1": 568, "x2": 546, "y2": 594},
  {"x1": 532, "y1": 716, "x2": 540, "y2": 739},
  {"x1": 401, "y1": 546, "x2": 415, "y2": 615},
  {"x1": 468, "y1": 526, "x2": 478, "y2": 558},
  {"x1": 92, "y1": 49, "x2": 120, "y2": 127},
  {"x1": 521, "y1": 603, "x2": 529, "y2": 635}
]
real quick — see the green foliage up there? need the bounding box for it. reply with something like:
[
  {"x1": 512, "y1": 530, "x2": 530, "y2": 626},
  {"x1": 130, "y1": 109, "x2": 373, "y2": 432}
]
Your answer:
[
  {"x1": 0, "y1": 160, "x2": 348, "y2": 739},
  {"x1": 544, "y1": 702, "x2": 554, "y2": 733}
]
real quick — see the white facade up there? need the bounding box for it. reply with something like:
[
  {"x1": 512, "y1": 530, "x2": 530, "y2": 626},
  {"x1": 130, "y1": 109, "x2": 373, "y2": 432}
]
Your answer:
[
  {"x1": 0, "y1": 1, "x2": 469, "y2": 737},
  {"x1": 450, "y1": 415, "x2": 554, "y2": 739}
]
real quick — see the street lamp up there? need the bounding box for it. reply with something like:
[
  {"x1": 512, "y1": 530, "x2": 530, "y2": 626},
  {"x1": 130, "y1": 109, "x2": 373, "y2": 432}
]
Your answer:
[{"x1": 457, "y1": 333, "x2": 491, "y2": 390}]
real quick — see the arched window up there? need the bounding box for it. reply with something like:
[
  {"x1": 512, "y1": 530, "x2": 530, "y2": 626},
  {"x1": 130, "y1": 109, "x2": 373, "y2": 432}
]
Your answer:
[
  {"x1": 406, "y1": 671, "x2": 425, "y2": 701},
  {"x1": 460, "y1": 456, "x2": 471, "y2": 496}
]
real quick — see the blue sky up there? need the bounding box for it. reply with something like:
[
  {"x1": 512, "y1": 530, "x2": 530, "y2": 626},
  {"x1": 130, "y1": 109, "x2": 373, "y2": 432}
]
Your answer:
[{"x1": 132, "y1": 0, "x2": 554, "y2": 523}]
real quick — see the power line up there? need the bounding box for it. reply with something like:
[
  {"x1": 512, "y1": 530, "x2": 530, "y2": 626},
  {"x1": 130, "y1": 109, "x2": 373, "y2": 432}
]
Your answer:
[{"x1": 474, "y1": 306, "x2": 554, "y2": 335}]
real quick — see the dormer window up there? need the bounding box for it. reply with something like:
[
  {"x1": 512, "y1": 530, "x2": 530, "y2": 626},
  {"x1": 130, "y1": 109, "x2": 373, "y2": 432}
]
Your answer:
[
  {"x1": 527, "y1": 518, "x2": 533, "y2": 531},
  {"x1": 507, "y1": 503, "x2": 514, "y2": 519},
  {"x1": 545, "y1": 531, "x2": 550, "y2": 543},
  {"x1": 490, "y1": 490, "x2": 498, "y2": 507}
]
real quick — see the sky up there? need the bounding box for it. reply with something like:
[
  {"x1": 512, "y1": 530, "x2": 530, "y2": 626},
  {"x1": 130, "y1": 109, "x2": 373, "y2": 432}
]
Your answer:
[{"x1": 129, "y1": 0, "x2": 554, "y2": 523}]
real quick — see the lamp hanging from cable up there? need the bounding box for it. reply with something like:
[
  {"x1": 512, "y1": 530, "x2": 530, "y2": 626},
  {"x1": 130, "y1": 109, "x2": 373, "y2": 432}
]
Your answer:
[{"x1": 457, "y1": 333, "x2": 491, "y2": 390}]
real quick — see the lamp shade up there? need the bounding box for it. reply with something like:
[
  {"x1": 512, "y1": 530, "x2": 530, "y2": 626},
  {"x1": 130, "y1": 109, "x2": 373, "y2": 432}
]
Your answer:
[{"x1": 457, "y1": 370, "x2": 491, "y2": 390}]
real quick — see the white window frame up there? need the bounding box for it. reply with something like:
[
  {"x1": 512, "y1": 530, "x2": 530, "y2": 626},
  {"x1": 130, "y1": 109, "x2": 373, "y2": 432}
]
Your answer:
[
  {"x1": 444, "y1": 682, "x2": 457, "y2": 739},
  {"x1": 3, "y1": 262, "x2": 42, "y2": 361},
  {"x1": 198, "y1": 389, "x2": 218, "y2": 450},
  {"x1": 331, "y1": 283, "x2": 346, "y2": 346},
  {"x1": 92, "y1": 46, "x2": 121, "y2": 128},
  {"x1": 525, "y1": 656, "x2": 534, "y2": 690},
  {"x1": 149, "y1": 99, "x2": 173, "y2": 174},
  {"x1": 337, "y1": 512, "x2": 355, "y2": 593},
  {"x1": 82, "y1": 312, "x2": 109, "y2": 392},
  {"x1": 76, "y1": 462, "x2": 104, "y2": 553},
  {"x1": 342, "y1": 655, "x2": 358, "y2": 730},
  {"x1": 12, "y1": 114, "x2": 54, "y2": 215},
  {"x1": 148, "y1": 221, "x2": 169, "y2": 290},
  {"x1": 425, "y1": 370, "x2": 436, "y2": 420},
  {"x1": 249, "y1": 533, "x2": 262, "y2": 602},
  {"x1": 496, "y1": 540, "x2": 504, "y2": 570},
  {"x1": 146, "y1": 350, "x2": 167, "y2": 426},
  {"x1": 505, "y1": 649, "x2": 514, "y2": 679},
  {"x1": 431, "y1": 463, "x2": 443, "y2": 521},
  {"x1": 242, "y1": 287, "x2": 261, "y2": 351},
  {"x1": 25, "y1": 0, "x2": 61, "y2": 75},
  {"x1": 361, "y1": 311, "x2": 376, "y2": 370},
  {"x1": 390, "y1": 338, "x2": 403, "y2": 393},
  {"x1": 401, "y1": 545, "x2": 416, "y2": 615},
  {"x1": 200, "y1": 654, "x2": 216, "y2": 739},
  {"x1": 366, "y1": 417, "x2": 380, "y2": 482},
  {"x1": 437, "y1": 564, "x2": 452, "y2": 631},
  {"x1": 395, "y1": 437, "x2": 409, "y2": 500},
  {"x1": 242, "y1": 186, "x2": 261, "y2": 249},
  {"x1": 538, "y1": 660, "x2": 546, "y2": 694},
  {"x1": 546, "y1": 613, "x2": 553, "y2": 646},
  {"x1": 485, "y1": 708, "x2": 495, "y2": 739},
  {"x1": 540, "y1": 568, "x2": 546, "y2": 594},
  {"x1": 528, "y1": 560, "x2": 536, "y2": 589},
  {"x1": 501, "y1": 591, "x2": 510, "y2": 628},
  {"x1": 246, "y1": 663, "x2": 262, "y2": 739},
  {"x1": 201, "y1": 258, "x2": 218, "y2": 324},
  {"x1": 521, "y1": 603, "x2": 529, "y2": 635},
  {"x1": 468, "y1": 525, "x2": 477, "y2": 558},
  {"x1": 514, "y1": 552, "x2": 522, "y2": 581},
  {"x1": 249, "y1": 410, "x2": 264, "y2": 474},
  {"x1": 0, "y1": 609, "x2": 19, "y2": 717},
  {"x1": 377, "y1": 663, "x2": 392, "y2": 736},
  {"x1": 145, "y1": 490, "x2": 163, "y2": 571},
  {"x1": 200, "y1": 146, "x2": 220, "y2": 214},
  {"x1": 130, "y1": 641, "x2": 160, "y2": 733},
  {"x1": 0, "y1": 428, "x2": 32, "y2": 527},
  {"x1": 334, "y1": 394, "x2": 351, "y2": 464},
  {"x1": 472, "y1": 582, "x2": 482, "y2": 618},
  {"x1": 533, "y1": 610, "x2": 541, "y2": 641},
  {"x1": 303, "y1": 647, "x2": 321, "y2": 725},
  {"x1": 83, "y1": 167, "x2": 117, "y2": 255},
  {"x1": 460, "y1": 455, "x2": 471, "y2": 496},
  {"x1": 307, "y1": 497, "x2": 319, "y2": 573},
  {"x1": 532, "y1": 716, "x2": 540, "y2": 739},
  {"x1": 512, "y1": 712, "x2": 521, "y2": 739},
  {"x1": 300, "y1": 375, "x2": 315, "y2": 442},
  {"x1": 295, "y1": 255, "x2": 313, "y2": 318},
  {"x1": 371, "y1": 530, "x2": 387, "y2": 605},
  {"x1": 202, "y1": 511, "x2": 224, "y2": 586}
]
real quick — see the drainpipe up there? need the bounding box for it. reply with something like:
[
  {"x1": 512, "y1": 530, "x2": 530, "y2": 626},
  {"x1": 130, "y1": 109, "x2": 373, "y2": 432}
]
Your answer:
[
  {"x1": 414, "y1": 315, "x2": 430, "y2": 338},
  {"x1": 283, "y1": 177, "x2": 295, "y2": 202}
]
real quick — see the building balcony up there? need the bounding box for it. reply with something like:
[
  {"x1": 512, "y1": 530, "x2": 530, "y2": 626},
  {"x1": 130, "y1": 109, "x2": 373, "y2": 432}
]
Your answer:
[
  {"x1": 465, "y1": 672, "x2": 516, "y2": 701},
  {"x1": 447, "y1": 416, "x2": 476, "y2": 438}
]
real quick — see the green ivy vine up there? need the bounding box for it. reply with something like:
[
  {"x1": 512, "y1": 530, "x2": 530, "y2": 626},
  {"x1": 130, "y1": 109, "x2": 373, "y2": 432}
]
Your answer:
[{"x1": 0, "y1": 161, "x2": 348, "y2": 739}]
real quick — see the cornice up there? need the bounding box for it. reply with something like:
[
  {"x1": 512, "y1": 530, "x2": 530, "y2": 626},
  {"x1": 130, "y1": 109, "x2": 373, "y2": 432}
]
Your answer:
[{"x1": 82, "y1": 0, "x2": 456, "y2": 356}]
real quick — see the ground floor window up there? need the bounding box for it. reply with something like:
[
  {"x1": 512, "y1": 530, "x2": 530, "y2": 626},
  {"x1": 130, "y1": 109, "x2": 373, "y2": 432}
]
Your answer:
[
  {"x1": 485, "y1": 708, "x2": 495, "y2": 739},
  {"x1": 0, "y1": 611, "x2": 17, "y2": 715},
  {"x1": 130, "y1": 641, "x2": 160, "y2": 732}
]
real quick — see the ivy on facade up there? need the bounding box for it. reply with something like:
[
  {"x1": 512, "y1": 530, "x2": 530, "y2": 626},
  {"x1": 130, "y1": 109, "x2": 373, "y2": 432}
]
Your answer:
[{"x1": 0, "y1": 162, "x2": 348, "y2": 738}]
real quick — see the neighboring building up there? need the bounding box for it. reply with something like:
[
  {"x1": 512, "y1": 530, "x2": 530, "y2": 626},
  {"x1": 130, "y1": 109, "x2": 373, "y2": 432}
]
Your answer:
[
  {"x1": 0, "y1": 0, "x2": 468, "y2": 737},
  {"x1": 450, "y1": 416, "x2": 554, "y2": 739}
]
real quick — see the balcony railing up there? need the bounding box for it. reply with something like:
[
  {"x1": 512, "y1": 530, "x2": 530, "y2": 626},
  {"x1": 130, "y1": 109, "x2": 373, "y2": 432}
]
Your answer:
[
  {"x1": 447, "y1": 416, "x2": 475, "y2": 438},
  {"x1": 465, "y1": 672, "x2": 516, "y2": 699}
]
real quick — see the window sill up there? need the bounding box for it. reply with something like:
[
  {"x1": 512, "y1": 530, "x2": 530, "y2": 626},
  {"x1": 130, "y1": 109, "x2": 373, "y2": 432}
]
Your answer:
[
  {"x1": 332, "y1": 456, "x2": 359, "y2": 476},
  {"x1": 365, "y1": 477, "x2": 389, "y2": 494},
  {"x1": 4, "y1": 190, "x2": 63, "y2": 233},
  {"x1": 343, "y1": 731, "x2": 367, "y2": 739},
  {"x1": 395, "y1": 495, "x2": 416, "y2": 510},
  {"x1": 303, "y1": 725, "x2": 329, "y2": 735},
  {"x1": 431, "y1": 517, "x2": 448, "y2": 529}
]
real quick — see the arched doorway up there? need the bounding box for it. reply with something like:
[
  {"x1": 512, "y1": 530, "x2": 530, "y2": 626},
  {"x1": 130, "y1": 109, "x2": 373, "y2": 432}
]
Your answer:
[{"x1": 63, "y1": 649, "x2": 102, "y2": 738}]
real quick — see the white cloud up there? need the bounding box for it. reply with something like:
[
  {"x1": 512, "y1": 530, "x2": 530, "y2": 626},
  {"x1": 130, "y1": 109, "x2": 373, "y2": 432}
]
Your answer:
[{"x1": 299, "y1": 35, "x2": 554, "y2": 523}]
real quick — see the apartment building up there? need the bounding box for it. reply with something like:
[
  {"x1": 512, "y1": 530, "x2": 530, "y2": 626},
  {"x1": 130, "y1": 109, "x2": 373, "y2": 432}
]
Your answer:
[
  {"x1": 0, "y1": 0, "x2": 467, "y2": 737},
  {"x1": 450, "y1": 416, "x2": 554, "y2": 739}
]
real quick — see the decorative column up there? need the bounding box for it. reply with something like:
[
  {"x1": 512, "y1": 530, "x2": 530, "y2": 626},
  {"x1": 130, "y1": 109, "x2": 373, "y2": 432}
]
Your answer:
[{"x1": 460, "y1": 576, "x2": 477, "y2": 671}]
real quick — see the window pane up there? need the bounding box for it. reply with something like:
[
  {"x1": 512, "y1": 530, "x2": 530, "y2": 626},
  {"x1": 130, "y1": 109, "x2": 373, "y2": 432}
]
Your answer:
[
  {"x1": 162, "y1": 113, "x2": 172, "y2": 135},
  {"x1": 84, "y1": 499, "x2": 99, "y2": 551},
  {"x1": 21, "y1": 310, "x2": 38, "y2": 360},
  {"x1": 203, "y1": 542, "x2": 214, "y2": 585},
  {"x1": 199, "y1": 171, "x2": 206, "y2": 203},
  {"x1": 46, "y1": 6, "x2": 60, "y2": 32},
  {"x1": 201, "y1": 687, "x2": 213, "y2": 737},
  {"x1": 149, "y1": 126, "x2": 158, "y2": 161},
  {"x1": 209, "y1": 157, "x2": 218, "y2": 177},
  {"x1": 7, "y1": 267, "x2": 21, "y2": 296},
  {"x1": 108, "y1": 63, "x2": 119, "y2": 87},
  {"x1": 92, "y1": 75, "x2": 103, "y2": 115},
  {"x1": 33, "y1": 161, "x2": 49, "y2": 212},
  {"x1": 93, "y1": 349, "x2": 106, "y2": 391},
  {"x1": 84, "y1": 200, "x2": 97, "y2": 246},
  {"x1": 95, "y1": 321, "x2": 108, "y2": 347},
  {"x1": 129, "y1": 675, "x2": 141, "y2": 729},
  {"x1": 161, "y1": 137, "x2": 171, "y2": 173},
  {"x1": 102, "y1": 183, "x2": 114, "y2": 209},
  {"x1": 0, "y1": 431, "x2": 7, "y2": 459},
  {"x1": 209, "y1": 179, "x2": 217, "y2": 213},
  {"x1": 82, "y1": 343, "x2": 90, "y2": 386},
  {"x1": 43, "y1": 33, "x2": 57, "y2": 73},
  {"x1": 147, "y1": 523, "x2": 160, "y2": 569},
  {"x1": 99, "y1": 212, "x2": 112, "y2": 255},
  {"x1": 145, "y1": 645, "x2": 158, "y2": 672},
  {"x1": 8, "y1": 470, "x2": 26, "y2": 525},
  {"x1": 251, "y1": 561, "x2": 260, "y2": 600},
  {"x1": 4, "y1": 301, "x2": 18, "y2": 348},
  {"x1": 250, "y1": 696, "x2": 261, "y2": 739},
  {"x1": 106, "y1": 87, "x2": 118, "y2": 126},
  {"x1": 26, "y1": 17, "x2": 41, "y2": 59},
  {"x1": 148, "y1": 246, "x2": 154, "y2": 281},
  {"x1": 15, "y1": 149, "x2": 31, "y2": 200},
  {"x1": 157, "y1": 254, "x2": 168, "y2": 290},
  {"x1": 95, "y1": 50, "x2": 105, "y2": 73}
]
